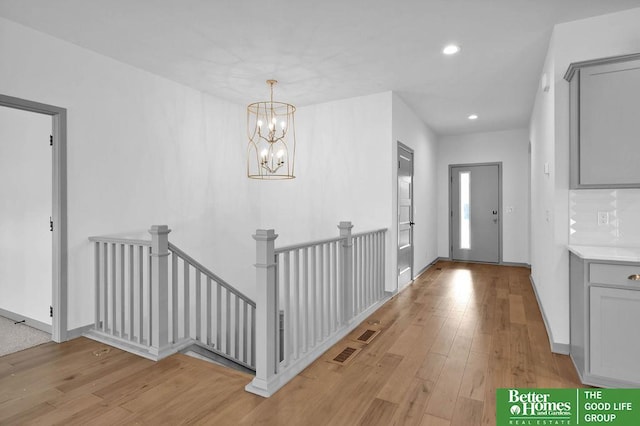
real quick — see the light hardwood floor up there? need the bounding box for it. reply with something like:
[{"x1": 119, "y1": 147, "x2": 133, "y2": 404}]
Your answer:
[{"x1": 0, "y1": 261, "x2": 583, "y2": 425}]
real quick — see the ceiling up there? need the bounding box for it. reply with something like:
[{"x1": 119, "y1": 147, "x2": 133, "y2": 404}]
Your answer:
[{"x1": 1, "y1": 0, "x2": 639, "y2": 135}]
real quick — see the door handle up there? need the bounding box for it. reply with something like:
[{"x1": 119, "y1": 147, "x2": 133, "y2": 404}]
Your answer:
[
  {"x1": 409, "y1": 221, "x2": 415, "y2": 226},
  {"x1": 492, "y1": 210, "x2": 498, "y2": 215}
]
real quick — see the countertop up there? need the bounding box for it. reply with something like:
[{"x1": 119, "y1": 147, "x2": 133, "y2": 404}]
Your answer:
[{"x1": 568, "y1": 245, "x2": 640, "y2": 262}]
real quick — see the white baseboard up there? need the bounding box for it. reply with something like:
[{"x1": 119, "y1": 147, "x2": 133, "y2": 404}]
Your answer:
[
  {"x1": 67, "y1": 323, "x2": 94, "y2": 340},
  {"x1": 0, "y1": 307, "x2": 52, "y2": 334},
  {"x1": 529, "y1": 275, "x2": 570, "y2": 355},
  {"x1": 501, "y1": 261, "x2": 531, "y2": 268},
  {"x1": 84, "y1": 329, "x2": 193, "y2": 361},
  {"x1": 413, "y1": 258, "x2": 439, "y2": 280},
  {"x1": 397, "y1": 280, "x2": 412, "y2": 294},
  {"x1": 430, "y1": 257, "x2": 531, "y2": 268}
]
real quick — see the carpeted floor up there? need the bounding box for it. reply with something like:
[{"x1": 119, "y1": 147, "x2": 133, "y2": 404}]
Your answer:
[{"x1": 0, "y1": 315, "x2": 51, "y2": 357}]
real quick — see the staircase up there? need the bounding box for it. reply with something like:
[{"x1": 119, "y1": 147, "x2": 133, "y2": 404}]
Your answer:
[
  {"x1": 87, "y1": 221, "x2": 390, "y2": 396},
  {"x1": 86, "y1": 225, "x2": 255, "y2": 371}
]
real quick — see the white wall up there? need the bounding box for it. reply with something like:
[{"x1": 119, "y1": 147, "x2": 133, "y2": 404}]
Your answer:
[
  {"x1": 0, "y1": 106, "x2": 52, "y2": 325},
  {"x1": 253, "y1": 91, "x2": 395, "y2": 290},
  {"x1": 529, "y1": 7, "x2": 640, "y2": 349},
  {"x1": 437, "y1": 129, "x2": 530, "y2": 264},
  {"x1": 392, "y1": 93, "x2": 439, "y2": 287},
  {"x1": 0, "y1": 17, "x2": 256, "y2": 331},
  {"x1": 0, "y1": 17, "x2": 403, "y2": 331}
]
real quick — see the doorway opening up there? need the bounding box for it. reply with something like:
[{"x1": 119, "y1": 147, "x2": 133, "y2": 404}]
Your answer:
[
  {"x1": 449, "y1": 163, "x2": 502, "y2": 263},
  {"x1": 0, "y1": 94, "x2": 67, "y2": 342},
  {"x1": 397, "y1": 142, "x2": 414, "y2": 288}
]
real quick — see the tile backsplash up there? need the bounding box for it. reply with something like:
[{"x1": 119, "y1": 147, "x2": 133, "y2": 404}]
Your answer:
[{"x1": 570, "y1": 189, "x2": 640, "y2": 247}]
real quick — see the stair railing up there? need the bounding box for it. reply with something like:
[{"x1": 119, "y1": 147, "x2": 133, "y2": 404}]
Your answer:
[
  {"x1": 87, "y1": 225, "x2": 255, "y2": 369},
  {"x1": 245, "y1": 221, "x2": 388, "y2": 397}
]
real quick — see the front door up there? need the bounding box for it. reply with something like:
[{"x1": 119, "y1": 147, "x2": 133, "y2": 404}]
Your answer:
[
  {"x1": 450, "y1": 163, "x2": 501, "y2": 263},
  {"x1": 398, "y1": 143, "x2": 414, "y2": 287}
]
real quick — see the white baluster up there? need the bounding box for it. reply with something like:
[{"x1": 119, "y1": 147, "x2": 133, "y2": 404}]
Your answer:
[
  {"x1": 331, "y1": 241, "x2": 337, "y2": 331},
  {"x1": 216, "y1": 285, "x2": 221, "y2": 350},
  {"x1": 206, "y1": 277, "x2": 212, "y2": 346},
  {"x1": 184, "y1": 261, "x2": 190, "y2": 340},
  {"x1": 243, "y1": 301, "x2": 248, "y2": 364},
  {"x1": 283, "y1": 252, "x2": 291, "y2": 366},
  {"x1": 128, "y1": 245, "x2": 134, "y2": 340},
  {"x1": 302, "y1": 247, "x2": 309, "y2": 353},
  {"x1": 119, "y1": 244, "x2": 125, "y2": 338},
  {"x1": 94, "y1": 242, "x2": 100, "y2": 331},
  {"x1": 195, "y1": 272, "x2": 201, "y2": 341},
  {"x1": 138, "y1": 245, "x2": 143, "y2": 344},
  {"x1": 235, "y1": 295, "x2": 240, "y2": 358},
  {"x1": 310, "y1": 245, "x2": 316, "y2": 344},
  {"x1": 293, "y1": 250, "x2": 300, "y2": 360},
  {"x1": 227, "y1": 293, "x2": 232, "y2": 357},
  {"x1": 171, "y1": 249, "x2": 178, "y2": 343}
]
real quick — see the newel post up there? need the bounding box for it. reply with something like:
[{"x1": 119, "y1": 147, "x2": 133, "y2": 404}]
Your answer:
[
  {"x1": 149, "y1": 225, "x2": 171, "y2": 358},
  {"x1": 338, "y1": 221, "x2": 354, "y2": 323},
  {"x1": 246, "y1": 229, "x2": 279, "y2": 397}
]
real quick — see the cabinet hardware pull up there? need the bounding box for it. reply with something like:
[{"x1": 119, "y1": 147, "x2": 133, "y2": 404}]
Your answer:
[{"x1": 628, "y1": 274, "x2": 640, "y2": 281}]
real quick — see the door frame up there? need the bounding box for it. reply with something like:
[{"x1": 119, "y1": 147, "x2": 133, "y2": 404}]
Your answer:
[
  {"x1": 448, "y1": 162, "x2": 503, "y2": 263},
  {"x1": 397, "y1": 141, "x2": 414, "y2": 286},
  {"x1": 0, "y1": 94, "x2": 68, "y2": 342}
]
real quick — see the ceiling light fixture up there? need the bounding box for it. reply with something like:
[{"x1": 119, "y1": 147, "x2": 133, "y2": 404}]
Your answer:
[
  {"x1": 247, "y1": 80, "x2": 296, "y2": 179},
  {"x1": 468, "y1": 114, "x2": 478, "y2": 120},
  {"x1": 442, "y1": 44, "x2": 461, "y2": 55}
]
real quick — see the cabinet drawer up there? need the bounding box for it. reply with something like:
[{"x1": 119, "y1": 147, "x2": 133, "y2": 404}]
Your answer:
[{"x1": 589, "y1": 263, "x2": 640, "y2": 288}]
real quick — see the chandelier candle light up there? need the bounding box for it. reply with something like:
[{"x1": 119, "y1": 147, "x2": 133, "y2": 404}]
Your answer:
[{"x1": 247, "y1": 79, "x2": 296, "y2": 179}]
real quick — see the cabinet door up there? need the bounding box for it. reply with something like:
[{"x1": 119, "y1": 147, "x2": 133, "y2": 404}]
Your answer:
[
  {"x1": 590, "y1": 286, "x2": 640, "y2": 384},
  {"x1": 580, "y1": 59, "x2": 640, "y2": 186}
]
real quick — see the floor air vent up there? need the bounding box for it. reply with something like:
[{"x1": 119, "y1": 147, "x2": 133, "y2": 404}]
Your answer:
[
  {"x1": 356, "y1": 329, "x2": 380, "y2": 344},
  {"x1": 334, "y1": 347, "x2": 357, "y2": 363},
  {"x1": 329, "y1": 346, "x2": 361, "y2": 365}
]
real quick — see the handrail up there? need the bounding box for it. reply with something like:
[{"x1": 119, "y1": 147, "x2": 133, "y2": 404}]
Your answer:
[
  {"x1": 89, "y1": 235, "x2": 151, "y2": 246},
  {"x1": 275, "y1": 228, "x2": 387, "y2": 254},
  {"x1": 168, "y1": 242, "x2": 255, "y2": 307},
  {"x1": 351, "y1": 228, "x2": 388, "y2": 238},
  {"x1": 275, "y1": 236, "x2": 345, "y2": 254}
]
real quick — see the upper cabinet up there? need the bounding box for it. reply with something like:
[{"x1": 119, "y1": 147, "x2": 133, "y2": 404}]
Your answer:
[{"x1": 565, "y1": 54, "x2": 640, "y2": 189}]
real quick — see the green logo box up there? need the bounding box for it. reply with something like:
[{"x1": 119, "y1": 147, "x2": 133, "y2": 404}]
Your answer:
[{"x1": 497, "y1": 388, "x2": 640, "y2": 425}]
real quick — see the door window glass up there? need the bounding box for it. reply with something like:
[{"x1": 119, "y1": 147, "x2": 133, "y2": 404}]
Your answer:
[{"x1": 460, "y1": 171, "x2": 470, "y2": 249}]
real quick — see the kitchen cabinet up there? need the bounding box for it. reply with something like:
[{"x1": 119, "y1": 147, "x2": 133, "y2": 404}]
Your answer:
[
  {"x1": 565, "y1": 53, "x2": 640, "y2": 188},
  {"x1": 569, "y1": 250, "x2": 640, "y2": 387}
]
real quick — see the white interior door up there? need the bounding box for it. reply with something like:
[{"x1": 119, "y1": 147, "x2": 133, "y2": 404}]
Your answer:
[
  {"x1": 450, "y1": 163, "x2": 500, "y2": 263},
  {"x1": 398, "y1": 144, "x2": 414, "y2": 287}
]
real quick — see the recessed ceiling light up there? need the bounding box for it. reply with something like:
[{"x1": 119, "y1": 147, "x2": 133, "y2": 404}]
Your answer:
[
  {"x1": 468, "y1": 114, "x2": 478, "y2": 120},
  {"x1": 443, "y1": 44, "x2": 461, "y2": 55}
]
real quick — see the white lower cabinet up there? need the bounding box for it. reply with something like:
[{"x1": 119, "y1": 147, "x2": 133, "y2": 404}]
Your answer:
[
  {"x1": 590, "y1": 286, "x2": 640, "y2": 384},
  {"x1": 570, "y1": 252, "x2": 640, "y2": 388}
]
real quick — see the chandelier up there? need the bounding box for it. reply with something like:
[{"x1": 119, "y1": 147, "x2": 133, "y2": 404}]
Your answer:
[{"x1": 247, "y1": 80, "x2": 296, "y2": 179}]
